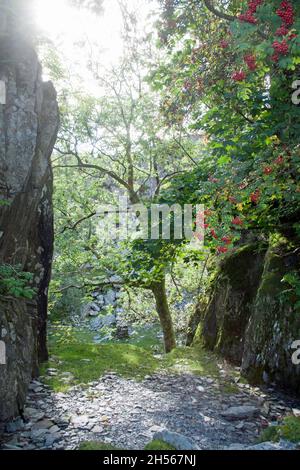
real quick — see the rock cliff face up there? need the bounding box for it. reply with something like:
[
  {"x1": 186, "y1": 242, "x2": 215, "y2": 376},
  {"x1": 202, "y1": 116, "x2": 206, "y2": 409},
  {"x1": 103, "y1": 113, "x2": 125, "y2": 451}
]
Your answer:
[
  {"x1": 0, "y1": 0, "x2": 59, "y2": 420},
  {"x1": 194, "y1": 239, "x2": 300, "y2": 393}
]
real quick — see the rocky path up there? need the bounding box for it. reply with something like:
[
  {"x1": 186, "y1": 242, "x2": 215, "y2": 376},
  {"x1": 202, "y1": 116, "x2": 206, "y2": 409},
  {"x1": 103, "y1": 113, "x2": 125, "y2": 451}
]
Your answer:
[{"x1": 1, "y1": 371, "x2": 300, "y2": 450}]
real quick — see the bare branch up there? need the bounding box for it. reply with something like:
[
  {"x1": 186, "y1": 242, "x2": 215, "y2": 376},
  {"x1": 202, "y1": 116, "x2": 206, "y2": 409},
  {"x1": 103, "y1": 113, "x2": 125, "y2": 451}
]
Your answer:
[
  {"x1": 60, "y1": 212, "x2": 97, "y2": 234},
  {"x1": 154, "y1": 171, "x2": 185, "y2": 197},
  {"x1": 202, "y1": 0, "x2": 236, "y2": 22},
  {"x1": 174, "y1": 138, "x2": 198, "y2": 165}
]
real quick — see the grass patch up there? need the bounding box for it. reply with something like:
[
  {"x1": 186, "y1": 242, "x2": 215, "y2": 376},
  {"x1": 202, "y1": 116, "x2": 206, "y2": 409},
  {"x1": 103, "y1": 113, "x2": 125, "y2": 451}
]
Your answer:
[
  {"x1": 164, "y1": 347, "x2": 220, "y2": 378},
  {"x1": 78, "y1": 439, "x2": 175, "y2": 451},
  {"x1": 220, "y1": 382, "x2": 240, "y2": 394},
  {"x1": 258, "y1": 425, "x2": 280, "y2": 443},
  {"x1": 78, "y1": 441, "x2": 121, "y2": 451},
  {"x1": 281, "y1": 416, "x2": 300, "y2": 442},
  {"x1": 258, "y1": 416, "x2": 300, "y2": 444},
  {"x1": 42, "y1": 325, "x2": 221, "y2": 392},
  {"x1": 41, "y1": 342, "x2": 161, "y2": 392},
  {"x1": 122, "y1": 324, "x2": 164, "y2": 352},
  {"x1": 144, "y1": 440, "x2": 176, "y2": 450}
]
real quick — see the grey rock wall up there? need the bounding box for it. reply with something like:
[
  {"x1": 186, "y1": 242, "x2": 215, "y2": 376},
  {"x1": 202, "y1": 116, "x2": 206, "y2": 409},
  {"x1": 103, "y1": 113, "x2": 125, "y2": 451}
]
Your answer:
[{"x1": 0, "y1": 0, "x2": 59, "y2": 420}]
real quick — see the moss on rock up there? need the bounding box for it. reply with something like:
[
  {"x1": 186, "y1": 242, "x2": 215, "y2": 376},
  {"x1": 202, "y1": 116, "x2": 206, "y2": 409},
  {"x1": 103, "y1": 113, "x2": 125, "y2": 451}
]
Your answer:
[
  {"x1": 193, "y1": 235, "x2": 300, "y2": 392},
  {"x1": 241, "y1": 238, "x2": 300, "y2": 390},
  {"x1": 193, "y1": 242, "x2": 267, "y2": 364},
  {"x1": 144, "y1": 440, "x2": 176, "y2": 450}
]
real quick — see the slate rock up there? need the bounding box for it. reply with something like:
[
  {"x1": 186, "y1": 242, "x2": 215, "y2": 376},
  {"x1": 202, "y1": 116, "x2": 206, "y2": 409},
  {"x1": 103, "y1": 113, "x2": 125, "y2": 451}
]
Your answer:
[
  {"x1": 153, "y1": 430, "x2": 200, "y2": 450},
  {"x1": 221, "y1": 406, "x2": 260, "y2": 421},
  {"x1": 32, "y1": 419, "x2": 54, "y2": 430}
]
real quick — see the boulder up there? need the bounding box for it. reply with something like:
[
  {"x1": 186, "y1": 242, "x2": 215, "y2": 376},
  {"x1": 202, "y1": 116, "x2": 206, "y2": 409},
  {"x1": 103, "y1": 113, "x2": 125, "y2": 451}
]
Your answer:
[
  {"x1": 104, "y1": 289, "x2": 116, "y2": 305},
  {"x1": 221, "y1": 405, "x2": 260, "y2": 421},
  {"x1": 225, "y1": 440, "x2": 297, "y2": 451},
  {"x1": 194, "y1": 243, "x2": 267, "y2": 364},
  {"x1": 193, "y1": 238, "x2": 300, "y2": 392},
  {"x1": 153, "y1": 430, "x2": 200, "y2": 450},
  {"x1": 242, "y1": 241, "x2": 300, "y2": 389}
]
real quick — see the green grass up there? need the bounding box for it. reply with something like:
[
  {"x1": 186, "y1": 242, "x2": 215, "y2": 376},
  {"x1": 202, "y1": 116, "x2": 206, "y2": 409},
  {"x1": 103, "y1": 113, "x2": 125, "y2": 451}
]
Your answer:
[
  {"x1": 41, "y1": 342, "x2": 161, "y2": 392},
  {"x1": 144, "y1": 440, "x2": 176, "y2": 450},
  {"x1": 78, "y1": 441, "x2": 121, "y2": 451},
  {"x1": 258, "y1": 416, "x2": 300, "y2": 444},
  {"x1": 258, "y1": 425, "x2": 280, "y2": 443},
  {"x1": 281, "y1": 416, "x2": 300, "y2": 442},
  {"x1": 121, "y1": 324, "x2": 164, "y2": 352},
  {"x1": 42, "y1": 324, "x2": 221, "y2": 392},
  {"x1": 78, "y1": 439, "x2": 175, "y2": 451},
  {"x1": 220, "y1": 382, "x2": 240, "y2": 394},
  {"x1": 164, "y1": 346, "x2": 220, "y2": 378}
]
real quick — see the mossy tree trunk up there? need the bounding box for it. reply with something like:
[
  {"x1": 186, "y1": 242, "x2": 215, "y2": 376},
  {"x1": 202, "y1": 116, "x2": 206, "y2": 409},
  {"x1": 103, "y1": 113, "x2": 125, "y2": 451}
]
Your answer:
[{"x1": 151, "y1": 277, "x2": 176, "y2": 353}]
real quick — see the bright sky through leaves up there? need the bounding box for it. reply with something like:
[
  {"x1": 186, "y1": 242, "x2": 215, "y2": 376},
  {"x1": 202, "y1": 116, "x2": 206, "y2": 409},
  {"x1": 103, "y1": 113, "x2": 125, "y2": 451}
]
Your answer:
[{"x1": 32, "y1": 0, "x2": 156, "y2": 92}]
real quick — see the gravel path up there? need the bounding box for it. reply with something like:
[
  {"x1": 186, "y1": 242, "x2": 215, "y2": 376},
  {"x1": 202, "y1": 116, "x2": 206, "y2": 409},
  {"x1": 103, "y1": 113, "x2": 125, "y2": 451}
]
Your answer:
[{"x1": 1, "y1": 371, "x2": 300, "y2": 450}]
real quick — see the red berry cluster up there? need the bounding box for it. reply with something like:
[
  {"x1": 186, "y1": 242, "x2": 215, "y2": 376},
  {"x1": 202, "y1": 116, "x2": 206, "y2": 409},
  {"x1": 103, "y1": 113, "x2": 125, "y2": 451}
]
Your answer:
[
  {"x1": 272, "y1": 1, "x2": 295, "y2": 61},
  {"x1": 275, "y1": 155, "x2": 284, "y2": 165},
  {"x1": 231, "y1": 216, "x2": 243, "y2": 226},
  {"x1": 272, "y1": 39, "x2": 289, "y2": 62},
  {"x1": 275, "y1": 25, "x2": 289, "y2": 36},
  {"x1": 208, "y1": 176, "x2": 219, "y2": 183},
  {"x1": 262, "y1": 156, "x2": 285, "y2": 174},
  {"x1": 200, "y1": 207, "x2": 234, "y2": 255},
  {"x1": 222, "y1": 236, "x2": 232, "y2": 246},
  {"x1": 250, "y1": 189, "x2": 260, "y2": 204},
  {"x1": 263, "y1": 166, "x2": 273, "y2": 175},
  {"x1": 238, "y1": 12, "x2": 257, "y2": 24},
  {"x1": 238, "y1": 0, "x2": 263, "y2": 24},
  {"x1": 244, "y1": 54, "x2": 257, "y2": 71},
  {"x1": 276, "y1": 1, "x2": 294, "y2": 27},
  {"x1": 220, "y1": 39, "x2": 229, "y2": 49},
  {"x1": 232, "y1": 70, "x2": 246, "y2": 82},
  {"x1": 217, "y1": 246, "x2": 228, "y2": 254}
]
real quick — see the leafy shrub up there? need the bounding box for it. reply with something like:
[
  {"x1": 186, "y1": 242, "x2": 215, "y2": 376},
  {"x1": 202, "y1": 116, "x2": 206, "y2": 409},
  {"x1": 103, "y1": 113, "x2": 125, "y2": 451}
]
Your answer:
[
  {"x1": 259, "y1": 416, "x2": 300, "y2": 443},
  {"x1": 0, "y1": 264, "x2": 36, "y2": 299},
  {"x1": 281, "y1": 271, "x2": 300, "y2": 312}
]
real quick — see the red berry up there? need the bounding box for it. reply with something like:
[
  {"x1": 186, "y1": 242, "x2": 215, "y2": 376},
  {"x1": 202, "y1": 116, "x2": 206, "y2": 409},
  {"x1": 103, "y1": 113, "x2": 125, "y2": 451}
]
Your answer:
[
  {"x1": 275, "y1": 25, "x2": 289, "y2": 36},
  {"x1": 208, "y1": 176, "x2": 219, "y2": 183},
  {"x1": 272, "y1": 39, "x2": 289, "y2": 56},
  {"x1": 221, "y1": 236, "x2": 232, "y2": 245},
  {"x1": 238, "y1": 12, "x2": 257, "y2": 24},
  {"x1": 250, "y1": 190, "x2": 260, "y2": 204},
  {"x1": 276, "y1": 1, "x2": 294, "y2": 27},
  {"x1": 244, "y1": 54, "x2": 257, "y2": 71},
  {"x1": 231, "y1": 217, "x2": 243, "y2": 226},
  {"x1": 248, "y1": 0, "x2": 263, "y2": 13},
  {"x1": 264, "y1": 166, "x2": 273, "y2": 175},
  {"x1": 220, "y1": 40, "x2": 229, "y2": 49},
  {"x1": 275, "y1": 155, "x2": 284, "y2": 165},
  {"x1": 232, "y1": 70, "x2": 247, "y2": 82},
  {"x1": 211, "y1": 229, "x2": 218, "y2": 240},
  {"x1": 271, "y1": 53, "x2": 279, "y2": 63},
  {"x1": 217, "y1": 246, "x2": 228, "y2": 254}
]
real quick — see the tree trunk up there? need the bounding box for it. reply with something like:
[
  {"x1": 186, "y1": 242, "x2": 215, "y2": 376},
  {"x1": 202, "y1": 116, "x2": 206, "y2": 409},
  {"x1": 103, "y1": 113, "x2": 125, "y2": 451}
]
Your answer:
[{"x1": 151, "y1": 277, "x2": 176, "y2": 353}]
